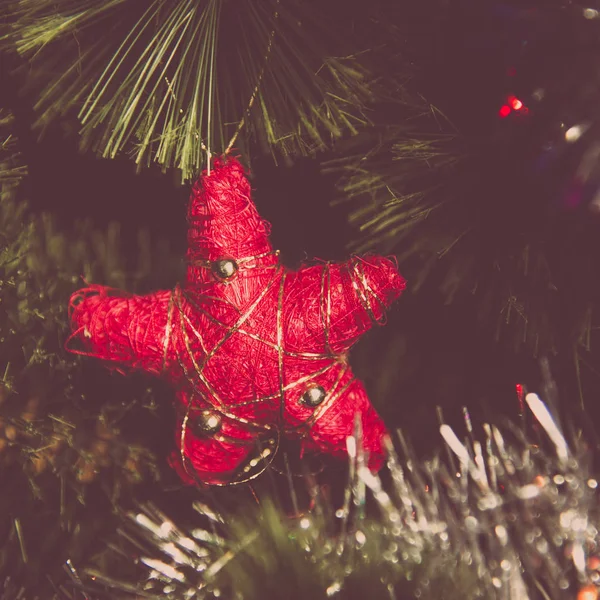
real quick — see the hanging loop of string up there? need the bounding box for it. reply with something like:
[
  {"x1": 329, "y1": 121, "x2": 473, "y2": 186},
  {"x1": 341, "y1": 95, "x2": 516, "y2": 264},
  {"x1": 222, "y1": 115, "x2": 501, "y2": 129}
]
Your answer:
[
  {"x1": 164, "y1": 4, "x2": 279, "y2": 177},
  {"x1": 224, "y1": 6, "x2": 279, "y2": 156}
]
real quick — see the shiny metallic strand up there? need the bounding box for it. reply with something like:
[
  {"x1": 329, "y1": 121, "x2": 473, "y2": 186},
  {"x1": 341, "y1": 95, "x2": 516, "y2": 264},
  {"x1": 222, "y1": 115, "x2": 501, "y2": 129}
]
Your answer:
[{"x1": 85, "y1": 393, "x2": 600, "y2": 599}]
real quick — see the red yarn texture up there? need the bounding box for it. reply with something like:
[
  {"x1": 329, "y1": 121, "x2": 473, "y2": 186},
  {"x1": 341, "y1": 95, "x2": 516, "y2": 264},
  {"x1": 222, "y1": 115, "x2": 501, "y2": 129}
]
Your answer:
[{"x1": 68, "y1": 158, "x2": 406, "y2": 485}]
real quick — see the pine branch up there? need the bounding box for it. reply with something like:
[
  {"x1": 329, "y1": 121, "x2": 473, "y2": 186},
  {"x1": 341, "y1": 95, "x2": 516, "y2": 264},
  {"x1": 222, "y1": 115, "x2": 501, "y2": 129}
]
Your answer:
[
  {"x1": 0, "y1": 109, "x2": 27, "y2": 193},
  {"x1": 0, "y1": 110, "x2": 179, "y2": 594},
  {"x1": 325, "y1": 1, "x2": 600, "y2": 357},
  {"x1": 3, "y1": 0, "x2": 383, "y2": 180}
]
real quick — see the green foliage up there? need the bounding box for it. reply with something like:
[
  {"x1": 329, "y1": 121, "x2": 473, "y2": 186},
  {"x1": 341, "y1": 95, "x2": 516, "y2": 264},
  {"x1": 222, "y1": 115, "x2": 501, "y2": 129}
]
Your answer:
[
  {"x1": 326, "y1": 116, "x2": 460, "y2": 254},
  {"x1": 3, "y1": 0, "x2": 380, "y2": 181},
  {"x1": 0, "y1": 110, "x2": 179, "y2": 592},
  {"x1": 327, "y1": 108, "x2": 600, "y2": 356},
  {"x1": 0, "y1": 110, "x2": 27, "y2": 193}
]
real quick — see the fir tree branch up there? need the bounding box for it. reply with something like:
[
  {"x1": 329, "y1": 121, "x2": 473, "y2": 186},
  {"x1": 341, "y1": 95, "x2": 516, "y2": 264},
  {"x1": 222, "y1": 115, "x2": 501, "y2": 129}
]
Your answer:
[{"x1": 3, "y1": 0, "x2": 382, "y2": 180}]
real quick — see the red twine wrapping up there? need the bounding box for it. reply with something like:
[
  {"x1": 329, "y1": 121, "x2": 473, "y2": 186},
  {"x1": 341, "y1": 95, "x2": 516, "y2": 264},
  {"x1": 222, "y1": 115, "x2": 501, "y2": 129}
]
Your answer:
[{"x1": 68, "y1": 157, "x2": 406, "y2": 485}]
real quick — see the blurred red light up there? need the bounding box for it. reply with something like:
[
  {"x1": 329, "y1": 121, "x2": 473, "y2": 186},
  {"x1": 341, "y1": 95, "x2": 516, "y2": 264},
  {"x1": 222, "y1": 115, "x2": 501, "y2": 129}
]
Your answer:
[
  {"x1": 499, "y1": 105, "x2": 511, "y2": 118},
  {"x1": 511, "y1": 98, "x2": 523, "y2": 110}
]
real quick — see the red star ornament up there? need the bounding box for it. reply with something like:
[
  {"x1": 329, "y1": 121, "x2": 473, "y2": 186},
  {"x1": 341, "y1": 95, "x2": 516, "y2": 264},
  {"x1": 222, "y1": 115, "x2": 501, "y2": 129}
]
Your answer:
[{"x1": 68, "y1": 157, "x2": 406, "y2": 485}]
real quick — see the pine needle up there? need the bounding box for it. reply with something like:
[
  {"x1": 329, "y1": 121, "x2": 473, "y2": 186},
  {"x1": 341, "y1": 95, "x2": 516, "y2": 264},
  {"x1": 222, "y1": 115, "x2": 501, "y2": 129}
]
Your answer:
[
  {"x1": 325, "y1": 92, "x2": 600, "y2": 355},
  {"x1": 4, "y1": 0, "x2": 380, "y2": 180}
]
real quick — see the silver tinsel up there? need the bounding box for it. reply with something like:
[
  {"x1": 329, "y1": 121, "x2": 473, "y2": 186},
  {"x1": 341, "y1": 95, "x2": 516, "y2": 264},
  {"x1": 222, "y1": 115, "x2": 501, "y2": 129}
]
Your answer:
[{"x1": 83, "y1": 393, "x2": 600, "y2": 600}]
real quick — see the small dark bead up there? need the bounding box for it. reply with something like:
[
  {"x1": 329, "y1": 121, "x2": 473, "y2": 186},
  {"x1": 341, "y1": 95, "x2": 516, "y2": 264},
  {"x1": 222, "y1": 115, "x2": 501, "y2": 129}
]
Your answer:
[
  {"x1": 301, "y1": 385, "x2": 327, "y2": 407},
  {"x1": 211, "y1": 258, "x2": 238, "y2": 280},
  {"x1": 191, "y1": 410, "x2": 222, "y2": 436}
]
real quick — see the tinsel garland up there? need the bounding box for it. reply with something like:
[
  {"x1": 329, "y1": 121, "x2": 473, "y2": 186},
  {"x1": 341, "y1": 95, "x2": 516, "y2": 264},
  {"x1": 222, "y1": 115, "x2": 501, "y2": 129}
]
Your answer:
[{"x1": 72, "y1": 393, "x2": 600, "y2": 600}]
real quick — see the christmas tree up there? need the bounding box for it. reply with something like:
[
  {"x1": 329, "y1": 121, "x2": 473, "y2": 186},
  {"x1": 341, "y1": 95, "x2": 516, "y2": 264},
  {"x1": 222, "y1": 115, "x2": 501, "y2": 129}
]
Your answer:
[{"x1": 2, "y1": 1, "x2": 600, "y2": 598}]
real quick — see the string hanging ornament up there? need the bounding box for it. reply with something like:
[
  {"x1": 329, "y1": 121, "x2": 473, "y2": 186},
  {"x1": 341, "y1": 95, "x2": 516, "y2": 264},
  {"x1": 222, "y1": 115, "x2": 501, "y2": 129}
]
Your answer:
[{"x1": 67, "y1": 157, "x2": 405, "y2": 485}]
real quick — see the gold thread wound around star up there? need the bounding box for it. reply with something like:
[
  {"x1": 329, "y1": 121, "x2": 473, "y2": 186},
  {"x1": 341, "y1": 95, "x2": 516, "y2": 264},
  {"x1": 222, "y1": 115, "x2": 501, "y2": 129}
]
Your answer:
[
  {"x1": 182, "y1": 290, "x2": 331, "y2": 360},
  {"x1": 277, "y1": 270, "x2": 286, "y2": 423},
  {"x1": 190, "y1": 250, "x2": 280, "y2": 271},
  {"x1": 348, "y1": 258, "x2": 388, "y2": 326},
  {"x1": 168, "y1": 251, "x2": 386, "y2": 484},
  {"x1": 302, "y1": 366, "x2": 355, "y2": 434},
  {"x1": 320, "y1": 263, "x2": 332, "y2": 354},
  {"x1": 179, "y1": 398, "x2": 280, "y2": 486},
  {"x1": 201, "y1": 266, "x2": 284, "y2": 366}
]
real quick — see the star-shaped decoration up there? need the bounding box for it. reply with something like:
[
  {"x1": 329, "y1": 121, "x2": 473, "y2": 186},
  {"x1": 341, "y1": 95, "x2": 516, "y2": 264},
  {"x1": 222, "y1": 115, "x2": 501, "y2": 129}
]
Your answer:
[{"x1": 68, "y1": 158, "x2": 405, "y2": 485}]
